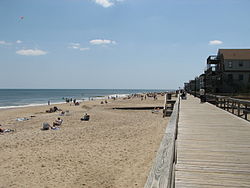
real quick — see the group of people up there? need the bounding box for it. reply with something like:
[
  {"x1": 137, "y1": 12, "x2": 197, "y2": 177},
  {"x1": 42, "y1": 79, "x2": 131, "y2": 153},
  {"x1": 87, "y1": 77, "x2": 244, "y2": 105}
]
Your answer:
[
  {"x1": 100, "y1": 100, "x2": 108, "y2": 104},
  {"x1": 41, "y1": 117, "x2": 63, "y2": 130},
  {"x1": 42, "y1": 112, "x2": 90, "y2": 131},
  {"x1": 46, "y1": 106, "x2": 59, "y2": 113},
  {"x1": 180, "y1": 88, "x2": 206, "y2": 103}
]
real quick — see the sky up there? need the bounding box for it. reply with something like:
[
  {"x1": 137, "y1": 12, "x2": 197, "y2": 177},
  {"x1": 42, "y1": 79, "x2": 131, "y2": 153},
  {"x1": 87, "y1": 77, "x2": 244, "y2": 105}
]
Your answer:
[{"x1": 0, "y1": 0, "x2": 250, "y2": 89}]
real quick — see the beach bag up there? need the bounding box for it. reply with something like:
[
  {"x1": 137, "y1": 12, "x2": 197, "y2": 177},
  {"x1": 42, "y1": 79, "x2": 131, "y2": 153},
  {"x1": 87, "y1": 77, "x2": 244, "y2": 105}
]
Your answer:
[{"x1": 42, "y1": 122, "x2": 50, "y2": 130}]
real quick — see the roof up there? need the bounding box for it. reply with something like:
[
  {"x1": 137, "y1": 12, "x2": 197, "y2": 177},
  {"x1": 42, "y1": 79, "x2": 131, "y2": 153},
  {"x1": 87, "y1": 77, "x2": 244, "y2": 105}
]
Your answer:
[{"x1": 218, "y1": 49, "x2": 250, "y2": 60}]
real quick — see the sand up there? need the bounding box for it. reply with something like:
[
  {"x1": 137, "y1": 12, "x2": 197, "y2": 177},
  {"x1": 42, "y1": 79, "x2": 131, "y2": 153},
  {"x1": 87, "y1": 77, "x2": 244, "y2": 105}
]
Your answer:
[{"x1": 0, "y1": 95, "x2": 168, "y2": 188}]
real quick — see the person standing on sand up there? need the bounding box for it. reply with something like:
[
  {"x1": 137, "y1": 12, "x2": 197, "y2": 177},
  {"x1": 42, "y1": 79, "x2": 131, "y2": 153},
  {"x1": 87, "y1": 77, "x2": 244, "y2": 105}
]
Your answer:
[{"x1": 48, "y1": 100, "x2": 50, "y2": 105}]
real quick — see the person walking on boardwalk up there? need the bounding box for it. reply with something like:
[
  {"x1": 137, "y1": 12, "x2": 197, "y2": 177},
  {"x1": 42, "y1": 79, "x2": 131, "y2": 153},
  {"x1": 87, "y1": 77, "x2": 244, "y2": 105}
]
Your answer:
[{"x1": 199, "y1": 88, "x2": 205, "y2": 103}]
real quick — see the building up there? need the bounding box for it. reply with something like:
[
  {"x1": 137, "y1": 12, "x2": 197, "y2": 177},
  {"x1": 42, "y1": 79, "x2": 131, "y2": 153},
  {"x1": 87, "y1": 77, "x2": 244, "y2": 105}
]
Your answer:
[
  {"x1": 206, "y1": 49, "x2": 250, "y2": 93},
  {"x1": 199, "y1": 74, "x2": 205, "y2": 90}
]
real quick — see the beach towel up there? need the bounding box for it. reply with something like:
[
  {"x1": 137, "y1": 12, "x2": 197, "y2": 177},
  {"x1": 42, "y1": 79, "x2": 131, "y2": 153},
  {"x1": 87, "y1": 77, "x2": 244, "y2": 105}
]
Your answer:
[
  {"x1": 16, "y1": 117, "x2": 29, "y2": 121},
  {"x1": 51, "y1": 127, "x2": 60, "y2": 130}
]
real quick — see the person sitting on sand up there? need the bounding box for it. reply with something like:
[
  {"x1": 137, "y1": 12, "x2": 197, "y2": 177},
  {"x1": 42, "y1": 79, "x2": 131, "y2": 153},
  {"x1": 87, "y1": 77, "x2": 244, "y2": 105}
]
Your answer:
[
  {"x1": 60, "y1": 111, "x2": 65, "y2": 116},
  {"x1": 53, "y1": 117, "x2": 63, "y2": 126},
  {"x1": 81, "y1": 113, "x2": 90, "y2": 121},
  {"x1": 152, "y1": 107, "x2": 160, "y2": 113}
]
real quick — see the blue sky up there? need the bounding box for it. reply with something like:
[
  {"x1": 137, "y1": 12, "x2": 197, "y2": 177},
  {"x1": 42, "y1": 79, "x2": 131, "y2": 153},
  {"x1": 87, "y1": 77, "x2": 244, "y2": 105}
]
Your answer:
[{"x1": 0, "y1": 0, "x2": 250, "y2": 89}]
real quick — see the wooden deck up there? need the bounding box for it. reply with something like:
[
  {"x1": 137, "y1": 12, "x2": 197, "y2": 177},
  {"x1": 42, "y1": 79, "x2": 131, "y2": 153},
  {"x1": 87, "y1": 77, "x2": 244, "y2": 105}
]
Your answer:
[{"x1": 175, "y1": 95, "x2": 250, "y2": 188}]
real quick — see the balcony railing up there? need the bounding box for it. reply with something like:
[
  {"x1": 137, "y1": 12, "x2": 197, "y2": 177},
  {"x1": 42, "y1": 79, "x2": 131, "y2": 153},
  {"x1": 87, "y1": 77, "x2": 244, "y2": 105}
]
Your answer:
[{"x1": 207, "y1": 55, "x2": 220, "y2": 64}]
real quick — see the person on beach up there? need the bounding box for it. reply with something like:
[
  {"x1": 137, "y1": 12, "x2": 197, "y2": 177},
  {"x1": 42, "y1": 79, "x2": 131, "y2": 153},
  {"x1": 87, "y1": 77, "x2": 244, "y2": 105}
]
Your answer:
[
  {"x1": 53, "y1": 117, "x2": 63, "y2": 126},
  {"x1": 0, "y1": 124, "x2": 4, "y2": 132},
  {"x1": 81, "y1": 113, "x2": 90, "y2": 121},
  {"x1": 60, "y1": 111, "x2": 65, "y2": 116},
  {"x1": 48, "y1": 100, "x2": 50, "y2": 105},
  {"x1": 0, "y1": 124, "x2": 14, "y2": 132},
  {"x1": 46, "y1": 106, "x2": 59, "y2": 113}
]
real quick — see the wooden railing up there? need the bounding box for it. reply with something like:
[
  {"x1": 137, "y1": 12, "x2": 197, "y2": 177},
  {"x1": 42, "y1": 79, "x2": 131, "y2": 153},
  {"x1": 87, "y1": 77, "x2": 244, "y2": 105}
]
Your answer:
[
  {"x1": 205, "y1": 94, "x2": 250, "y2": 121},
  {"x1": 144, "y1": 95, "x2": 180, "y2": 188},
  {"x1": 163, "y1": 93, "x2": 176, "y2": 117}
]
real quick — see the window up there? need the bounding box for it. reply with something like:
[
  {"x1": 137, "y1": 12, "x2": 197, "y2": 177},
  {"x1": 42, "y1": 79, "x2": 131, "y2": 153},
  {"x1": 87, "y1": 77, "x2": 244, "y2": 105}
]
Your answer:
[
  {"x1": 228, "y1": 62, "x2": 232, "y2": 68},
  {"x1": 228, "y1": 74, "x2": 233, "y2": 81},
  {"x1": 239, "y1": 74, "x2": 244, "y2": 81},
  {"x1": 239, "y1": 61, "x2": 243, "y2": 67}
]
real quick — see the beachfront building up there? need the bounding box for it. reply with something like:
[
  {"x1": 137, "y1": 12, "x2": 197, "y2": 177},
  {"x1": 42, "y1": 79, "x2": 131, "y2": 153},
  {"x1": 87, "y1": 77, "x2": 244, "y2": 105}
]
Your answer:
[
  {"x1": 205, "y1": 49, "x2": 250, "y2": 93},
  {"x1": 199, "y1": 74, "x2": 205, "y2": 90},
  {"x1": 185, "y1": 79, "x2": 198, "y2": 96}
]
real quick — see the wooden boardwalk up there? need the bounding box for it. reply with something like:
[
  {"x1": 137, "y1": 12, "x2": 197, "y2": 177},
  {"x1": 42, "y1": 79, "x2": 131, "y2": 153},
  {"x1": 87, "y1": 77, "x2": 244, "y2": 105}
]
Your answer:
[{"x1": 175, "y1": 95, "x2": 250, "y2": 188}]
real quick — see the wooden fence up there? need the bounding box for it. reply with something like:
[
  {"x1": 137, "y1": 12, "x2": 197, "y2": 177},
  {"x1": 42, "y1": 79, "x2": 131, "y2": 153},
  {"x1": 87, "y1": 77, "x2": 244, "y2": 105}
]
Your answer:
[
  {"x1": 205, "y1": 94, "x2": 250, "y2": 121},
  {"x1": 144, "y1": 94, "x2": 180, "y2": 188}
]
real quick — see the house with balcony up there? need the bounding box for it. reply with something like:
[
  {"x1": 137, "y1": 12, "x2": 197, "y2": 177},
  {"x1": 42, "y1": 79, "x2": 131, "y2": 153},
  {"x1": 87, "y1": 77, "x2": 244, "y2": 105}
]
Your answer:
[{"x1": 205, "y1": 49, "x2": 250, "y2": 93}]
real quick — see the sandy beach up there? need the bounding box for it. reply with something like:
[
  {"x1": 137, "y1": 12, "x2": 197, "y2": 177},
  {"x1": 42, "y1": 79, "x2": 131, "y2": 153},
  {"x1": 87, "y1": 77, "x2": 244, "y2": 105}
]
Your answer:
[{"x1": 0, "y1": 95, "x2": 168, "y2": 188}]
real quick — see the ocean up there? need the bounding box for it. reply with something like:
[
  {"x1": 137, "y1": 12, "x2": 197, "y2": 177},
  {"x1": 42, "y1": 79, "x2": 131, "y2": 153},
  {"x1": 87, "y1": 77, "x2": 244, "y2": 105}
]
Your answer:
[{"x1": 0, "y1": 89, "x2": 170, "y2": 109}]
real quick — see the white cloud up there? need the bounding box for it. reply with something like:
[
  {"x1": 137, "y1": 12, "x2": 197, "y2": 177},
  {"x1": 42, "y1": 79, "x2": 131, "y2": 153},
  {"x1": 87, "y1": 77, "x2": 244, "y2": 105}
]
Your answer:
[
  {"x1": 72, "y1": 46, "x2": 80, "y2": 49},
  {"x1": 90, "y1": 39, "x2": 116, "y2": 45},
  {"x1": 80, "y1": 48, "x2": 90, "y2": 51},
  {"x1": 69, "y1": 43, "x2": 81, "y2": 49},
  {"x1": 93, "y1": 0, "x2": 113, "y2": 8},
  {"x1": 209, "y1": 40, "x2": 223, "y2": 45},
  {"x1": 69, "y1": 43, "x2": 89, "y2": 51},
  {"x1": 16, "y1": 49, "x2": 47, "y2": 56},
  {"x1": 0, "y1": 40, "x2": 12, "y2": 45},
  {"x1": 16, "y1": 40, "x2": 22, "y2": 44},
  {"x1": 92, "y1": 0, "x2": 124, "y2": 7}
]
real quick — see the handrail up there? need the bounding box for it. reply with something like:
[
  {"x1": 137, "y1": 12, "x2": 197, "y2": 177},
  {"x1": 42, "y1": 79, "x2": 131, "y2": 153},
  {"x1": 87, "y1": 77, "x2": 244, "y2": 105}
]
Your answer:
[
  {"x1": 204, "y1": 94, "x2": 250, "y2": 121},
  {"x1": 206, "y1": 94, "x2": 250, "y2": 105},
  {"x1": 144, "y1": 95, "x2": 180, "y2": 188}
]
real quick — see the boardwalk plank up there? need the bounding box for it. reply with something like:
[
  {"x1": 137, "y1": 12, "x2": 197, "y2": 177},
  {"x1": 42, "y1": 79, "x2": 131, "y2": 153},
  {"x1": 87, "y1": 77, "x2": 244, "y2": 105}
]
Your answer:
[{"x1": 175, "y1": 95, "x2": 250, "y2": 187}]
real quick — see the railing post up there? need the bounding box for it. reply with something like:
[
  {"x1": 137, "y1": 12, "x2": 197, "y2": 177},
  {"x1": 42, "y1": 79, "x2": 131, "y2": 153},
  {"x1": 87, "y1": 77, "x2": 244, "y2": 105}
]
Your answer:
[
  {"x1": 245, "y1": 105, "x2": 248, "y2": 120},
  {"x1": 227, "y1": 99, "x2": 229, "y2": 111},
  {"x1": 238, "y1": 103, "x2": 240, "y2": 117},
  {"x1": 232, "y1": 102, "x2": 235, "y2": 114}
]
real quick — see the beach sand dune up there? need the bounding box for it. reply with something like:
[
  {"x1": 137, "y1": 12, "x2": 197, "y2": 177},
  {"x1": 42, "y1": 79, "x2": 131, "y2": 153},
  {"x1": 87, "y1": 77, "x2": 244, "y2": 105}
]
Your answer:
[{"x1": 0, "y1": 95, "x2": 168, "y2": 188}]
